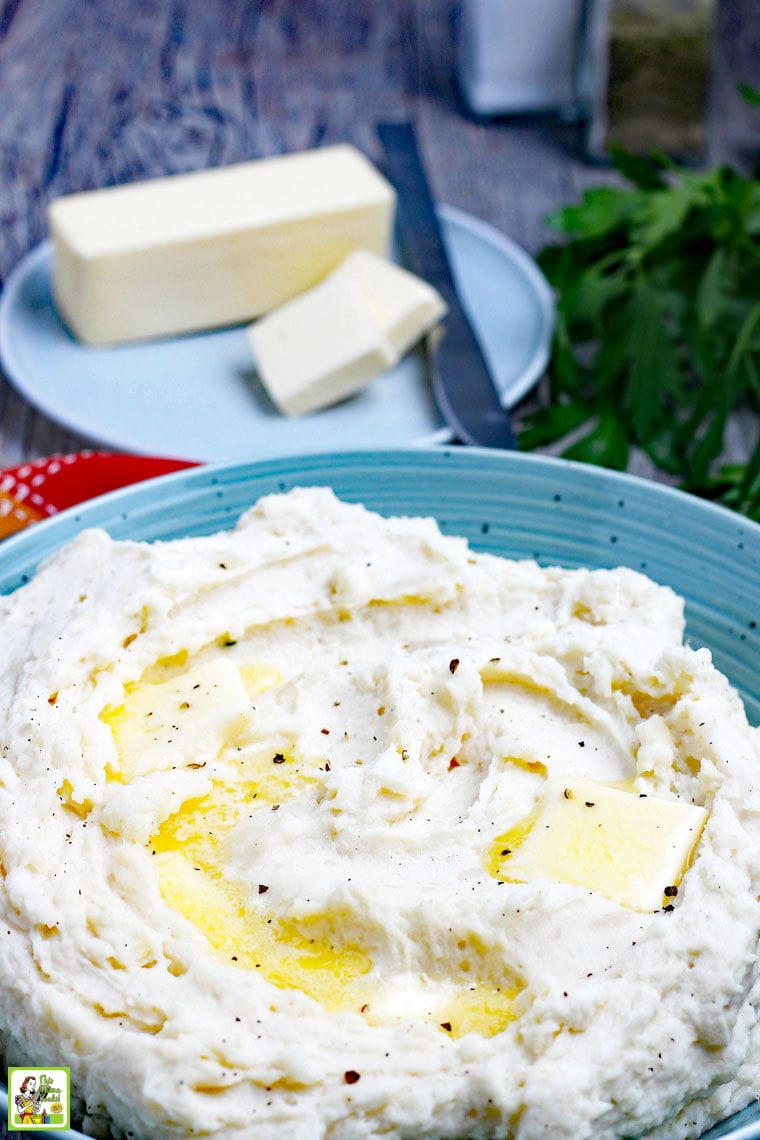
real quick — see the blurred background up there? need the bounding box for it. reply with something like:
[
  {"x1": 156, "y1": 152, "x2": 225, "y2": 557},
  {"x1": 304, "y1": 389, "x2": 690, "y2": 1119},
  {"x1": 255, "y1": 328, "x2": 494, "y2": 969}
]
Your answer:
[{"x1": 0, "y1": 0, "x2": 758, "y2": 464}]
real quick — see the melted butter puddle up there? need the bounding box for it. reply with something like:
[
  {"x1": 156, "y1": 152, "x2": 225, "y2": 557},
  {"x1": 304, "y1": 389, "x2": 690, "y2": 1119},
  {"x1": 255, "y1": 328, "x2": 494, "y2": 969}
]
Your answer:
[
  {"x1": 149, "y1": 765, "x2": 374, "y2": 1009},
  {"x1": 155, "y1": 849, "x2": 372, "y2": 1010},
  {"x1": 105, "y1": 652, "x2": 521, "y2": 1037},
  {"x1": 150, "y1": 778, "x2": 519, "y2": 1036}
]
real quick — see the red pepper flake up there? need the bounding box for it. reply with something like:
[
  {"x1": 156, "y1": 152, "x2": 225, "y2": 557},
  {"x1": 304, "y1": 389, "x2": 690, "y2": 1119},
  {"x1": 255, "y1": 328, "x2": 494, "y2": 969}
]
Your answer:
[
  {"x1": 258, "y1": 884, "x2": 269, "y2": 894},
  {"x1": 47, "y1": 692, "x2": 58, "y2": 705},
  {"x1": 664, "y1": 885, "x2": 678, "y2": 897},
  {"x1": 344, "y1": 1070, "x2": 361, "y2": 1084},
  {"x1": 272, "y1": 753, "x2": 286, "y2": 765},
  {"x1": 449, "y1": 658, "x2": 460, "y2": 674},
  {"x1": 440, "y1": 1021, "x2": 452, "y2": 1032},
  {"x1": 321, "y1": 728, "x2": 330, "y2": 735},
  {"x1": 448, "y1": 757, "x2": 460, "y2": 771}
]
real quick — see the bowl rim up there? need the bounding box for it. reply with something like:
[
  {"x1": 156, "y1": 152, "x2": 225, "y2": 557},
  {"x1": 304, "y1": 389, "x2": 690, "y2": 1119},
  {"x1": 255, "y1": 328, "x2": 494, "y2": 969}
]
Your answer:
[{"x1": 1, "y1": 445, "x2": 760, "y2": 1140}]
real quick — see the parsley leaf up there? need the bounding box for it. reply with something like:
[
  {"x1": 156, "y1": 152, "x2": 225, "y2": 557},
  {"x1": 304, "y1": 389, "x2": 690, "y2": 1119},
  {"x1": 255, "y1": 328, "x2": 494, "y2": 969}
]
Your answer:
[{"x1": 525, "y1": 135, "x2": 760, "y2": 518}]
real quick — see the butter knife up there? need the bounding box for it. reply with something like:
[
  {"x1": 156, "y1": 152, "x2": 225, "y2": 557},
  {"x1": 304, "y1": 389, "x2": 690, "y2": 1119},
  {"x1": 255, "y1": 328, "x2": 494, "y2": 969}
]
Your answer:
[{"x1": 377, "y1": 121, "x2": 517, "y2": 450}]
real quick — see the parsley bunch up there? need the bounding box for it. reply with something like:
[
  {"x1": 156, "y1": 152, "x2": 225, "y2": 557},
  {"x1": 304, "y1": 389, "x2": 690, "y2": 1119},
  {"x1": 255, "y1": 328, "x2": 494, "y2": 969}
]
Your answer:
[{"x1": 522, "y1": 114, "x2": 760, "y2": 519}]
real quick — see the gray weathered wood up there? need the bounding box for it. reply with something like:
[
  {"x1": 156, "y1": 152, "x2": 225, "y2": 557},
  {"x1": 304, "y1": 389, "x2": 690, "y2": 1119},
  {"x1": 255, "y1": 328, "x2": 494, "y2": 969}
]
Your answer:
[{"x1": 0, "y1": 0, "x2": 757, "y2": 469}]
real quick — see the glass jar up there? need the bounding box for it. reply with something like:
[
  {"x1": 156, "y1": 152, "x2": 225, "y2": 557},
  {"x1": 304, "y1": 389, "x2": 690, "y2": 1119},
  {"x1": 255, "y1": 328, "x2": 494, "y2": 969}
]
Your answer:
[
  {"x1": 457, "y1": 0, "x2": 593, "y2": 119},
  {"x1": 585, "y1": 0, "x2": 717, "y2": 161}
]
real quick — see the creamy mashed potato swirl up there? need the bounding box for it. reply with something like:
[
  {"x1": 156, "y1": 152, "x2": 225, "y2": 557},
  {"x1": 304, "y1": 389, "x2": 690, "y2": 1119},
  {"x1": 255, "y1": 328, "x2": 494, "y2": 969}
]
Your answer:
[{"x1": 0, "y1": 488, "x2": 759, "y2": 1140}]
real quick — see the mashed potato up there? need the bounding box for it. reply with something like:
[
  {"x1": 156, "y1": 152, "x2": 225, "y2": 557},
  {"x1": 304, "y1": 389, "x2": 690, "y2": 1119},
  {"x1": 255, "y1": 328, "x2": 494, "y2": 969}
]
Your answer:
[{"x1": 0, "y1": 487, "x2": 759, "y2": 1139}]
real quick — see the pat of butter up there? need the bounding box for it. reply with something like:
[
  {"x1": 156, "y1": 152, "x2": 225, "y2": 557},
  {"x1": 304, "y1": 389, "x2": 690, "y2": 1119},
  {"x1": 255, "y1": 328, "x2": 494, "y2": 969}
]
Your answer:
[
  {"x1": 47, "y1": 145, "x2": 396, "y2": 346},
  {"x1": 491, "y1": 778, "x2": 708, "y2": 912},
  {"x1": 248, "y1": 250, "x2": 447, "y2": 416},
  {"x1": 330, "y1": 249, "x2": 448, "y2": 358},
  {"x1": 105, "y1": 658, "x2": 251, "y2": 781}
]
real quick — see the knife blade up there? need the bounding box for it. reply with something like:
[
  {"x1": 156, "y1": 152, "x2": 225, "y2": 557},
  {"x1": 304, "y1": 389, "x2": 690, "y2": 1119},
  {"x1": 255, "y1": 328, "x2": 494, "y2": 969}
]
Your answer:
[{"x1": 377, "y1": 121, "x2": 517, "y2": 450}]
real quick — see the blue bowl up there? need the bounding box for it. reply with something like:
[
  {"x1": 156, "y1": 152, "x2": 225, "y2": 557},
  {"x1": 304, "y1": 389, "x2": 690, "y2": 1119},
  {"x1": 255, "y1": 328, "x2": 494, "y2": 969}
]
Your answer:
[{"x1": 0, "y1": 446, "x2": 758, "y2": 1139}]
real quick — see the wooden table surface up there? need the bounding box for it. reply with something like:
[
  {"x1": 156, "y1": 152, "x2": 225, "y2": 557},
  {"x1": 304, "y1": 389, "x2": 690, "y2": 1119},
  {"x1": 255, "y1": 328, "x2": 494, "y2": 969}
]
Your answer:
[{"x1": 0, "y1": 0, "x2": 758, "y2": 472}]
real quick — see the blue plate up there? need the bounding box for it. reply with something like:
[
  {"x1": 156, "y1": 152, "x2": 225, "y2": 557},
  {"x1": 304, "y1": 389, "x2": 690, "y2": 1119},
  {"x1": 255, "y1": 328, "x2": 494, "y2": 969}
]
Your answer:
[
  {"x1": 0, "y1": 207, "x2": 554, "y2": 463},
  {"x1": 0, "y1": 447, "x2": 758, "y2": 1140}
]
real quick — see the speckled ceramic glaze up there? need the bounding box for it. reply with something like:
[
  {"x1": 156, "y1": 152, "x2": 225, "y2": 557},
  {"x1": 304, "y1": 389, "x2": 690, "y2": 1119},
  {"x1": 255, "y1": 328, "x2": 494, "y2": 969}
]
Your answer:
[{"x1": 0, "y1": 446, "x2": 759, "y2": 1140}]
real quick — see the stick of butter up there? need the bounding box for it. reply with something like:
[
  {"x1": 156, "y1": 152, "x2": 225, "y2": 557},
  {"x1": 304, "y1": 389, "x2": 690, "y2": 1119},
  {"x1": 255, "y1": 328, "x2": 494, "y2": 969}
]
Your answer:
[
  {"x1": 47, "y1": 146, "x2": 396, "y2": 346},
  {"x1": 248, "y1": 250, "x2": 447, "y2": 416}
]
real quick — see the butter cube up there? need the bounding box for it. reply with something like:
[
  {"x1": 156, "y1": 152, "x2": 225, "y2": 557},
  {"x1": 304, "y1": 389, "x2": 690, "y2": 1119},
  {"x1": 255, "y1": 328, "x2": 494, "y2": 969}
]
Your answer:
[
  {"x1": 493, "y1": 778, "x2": 708, "y2": 911},
  {"x1": 330, "y1": 250, "x2": 448, "y2": 357},
  {"x1": 106, "y1": 658, "x2": 251, "y2": 781},
  {"x1": 47, "y1": 145, "x2": 396, "y2": 346},
  {"x1": 249, "y1": 278, "x2": 396, "y2": 416},
  {"x1": 248, "y1": 250, "x2": 447, "y2": 416}
]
